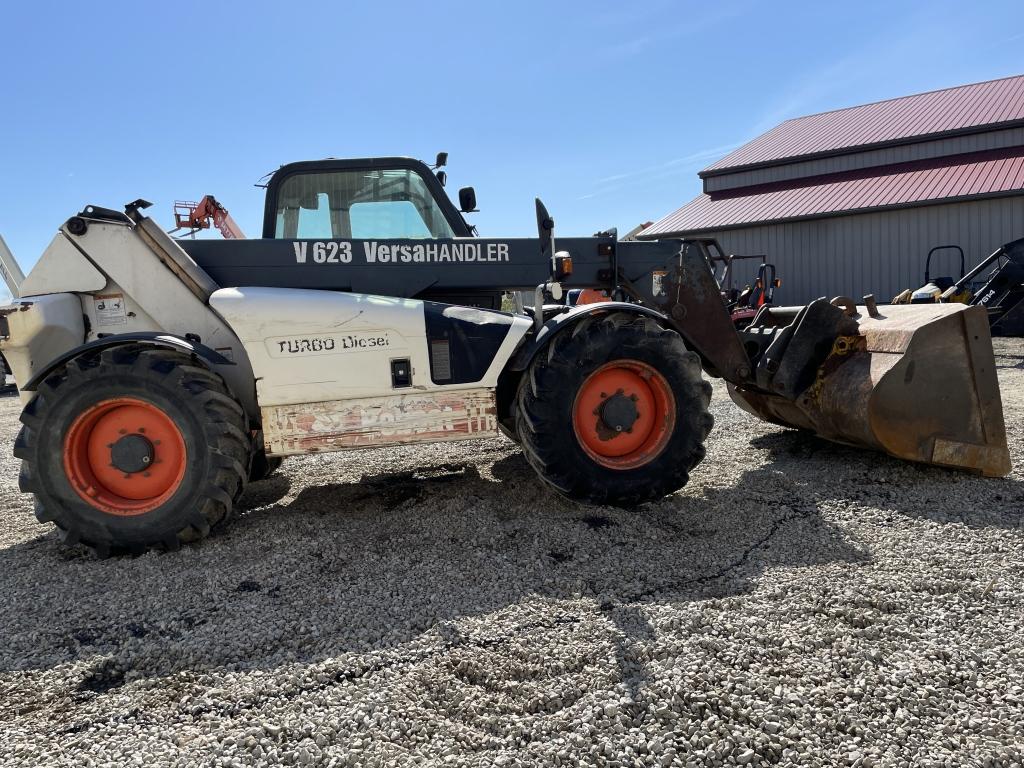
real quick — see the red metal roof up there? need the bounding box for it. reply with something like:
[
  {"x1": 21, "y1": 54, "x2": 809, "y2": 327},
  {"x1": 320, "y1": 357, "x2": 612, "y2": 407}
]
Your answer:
[
  {"x1": 704, "y1": 75, "x2": 1024, "y2": 174},
  {"x1": 645, "y1": 146, "x2": 1024, "y2": 236}
]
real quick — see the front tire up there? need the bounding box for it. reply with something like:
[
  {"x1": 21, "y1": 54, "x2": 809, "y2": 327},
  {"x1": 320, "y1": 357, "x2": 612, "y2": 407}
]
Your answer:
[
  {"x1": 515, "y1": 312, "x2": 713, "y2": 506},
  {"x1": 15, "y1": 346, "x2": 249, "y2": 555}
]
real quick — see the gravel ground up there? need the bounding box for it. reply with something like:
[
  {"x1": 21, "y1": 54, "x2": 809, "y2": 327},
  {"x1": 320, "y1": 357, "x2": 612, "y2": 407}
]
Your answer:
[{"x1": 0, "y1": 340, "x2": 1022, "y2": 767}]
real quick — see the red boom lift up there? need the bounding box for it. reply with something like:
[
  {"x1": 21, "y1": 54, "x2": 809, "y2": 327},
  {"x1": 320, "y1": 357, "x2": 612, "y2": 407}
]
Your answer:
[{"x1": 171, "y1": 196, "x2": 245, "y2": 239}]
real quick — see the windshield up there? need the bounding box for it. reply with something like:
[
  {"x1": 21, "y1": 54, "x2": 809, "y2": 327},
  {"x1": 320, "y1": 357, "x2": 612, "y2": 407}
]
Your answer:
[{"x1": 273, "y1": 168, "x2": 456, "y2": 239}]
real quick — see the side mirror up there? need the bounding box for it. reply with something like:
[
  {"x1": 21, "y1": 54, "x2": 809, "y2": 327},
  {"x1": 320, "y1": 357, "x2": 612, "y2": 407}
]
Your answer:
[
  {"x1": 435, "y1": 151, "x2": 448, "y2": 169},
  {"x1": 459, "y1": 186, "x2": 478, "y2": 213},
  {"x1": 436, "y1": 170, "x2": 447, "y2": 187}
]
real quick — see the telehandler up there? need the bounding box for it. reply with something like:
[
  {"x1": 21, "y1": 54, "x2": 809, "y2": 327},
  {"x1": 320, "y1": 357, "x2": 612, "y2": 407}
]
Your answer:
[{"x1": 0, "y1": 156, "x2": 1011, "y2": 554}]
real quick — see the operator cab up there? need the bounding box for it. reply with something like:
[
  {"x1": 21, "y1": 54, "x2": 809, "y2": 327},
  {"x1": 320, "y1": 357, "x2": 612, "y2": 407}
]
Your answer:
[
  {"x1": 180, "y1": 156, "x2": 502, "y2": 308},
  {"x1": 262, "y1": 157, "x2": 475, "y2": 240},
  {"x1": 253, "y1": 157, "x2": 500, "y2": 307}
]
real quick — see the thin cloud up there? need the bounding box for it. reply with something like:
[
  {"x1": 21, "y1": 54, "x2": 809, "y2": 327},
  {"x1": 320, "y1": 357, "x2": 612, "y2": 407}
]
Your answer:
[
  {"x1": 580, "y1": 141, "x2": 742, "y2": 200},
  {"x1": 590, "y1": 0, "x2": 677, "y2": 28},
  {"x1": 745, "y1": 7, "x2": 967, "y2": 140},
  {"x1": 595, "y1": 5, "x2": 746, "y2": 63},
  {"x1": 667, "y1": 143, "x2": 743, "y2": 166},
  {"x1": 578, "y1": 18, "x2": 937, "y2": 204},
  {"x1": 604, "y1": 36, "x2": 655, "y2": 60}
]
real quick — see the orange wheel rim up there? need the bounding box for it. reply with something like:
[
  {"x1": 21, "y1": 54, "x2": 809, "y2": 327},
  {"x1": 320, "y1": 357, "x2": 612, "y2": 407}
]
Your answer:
[
  {"x1": 572, "y1": 360, "x2": 675, "y2": 470},
  {"x1": 63, "y1": 397, "x2": 187, "y2": 516}
]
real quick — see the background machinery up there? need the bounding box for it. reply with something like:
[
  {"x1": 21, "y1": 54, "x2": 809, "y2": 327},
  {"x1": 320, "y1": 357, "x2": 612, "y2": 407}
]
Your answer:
[
  {"x1": 893, "y1": 239, "x2": 1024, "y2": 335},
  {"x1": 0, "y1": 155, "x2": 1011, "y2": 554},
  {"x1": 171, "y1": 195, "x2": 245, "y2": 239},
  {"x1": 893, "y1": 245, "x2": 969, "y2": 304},
  {"x1": 943, "y1": 238, "x2": 1024, "y2": 336},
  {"x1": 706, "y1": 248, "x2": 781, "y2": 329}
]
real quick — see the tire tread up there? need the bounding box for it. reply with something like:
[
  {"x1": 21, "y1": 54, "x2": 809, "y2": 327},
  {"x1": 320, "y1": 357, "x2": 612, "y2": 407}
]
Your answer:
[{"x1": 17, "y1": 344, "x2": 249, "y2": 554}]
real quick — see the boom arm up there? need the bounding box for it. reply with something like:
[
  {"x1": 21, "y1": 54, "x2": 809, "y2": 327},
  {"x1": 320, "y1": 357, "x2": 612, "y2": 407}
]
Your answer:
[{"x1": 179, "y1": 232, "x2": 751, "y2": 383}]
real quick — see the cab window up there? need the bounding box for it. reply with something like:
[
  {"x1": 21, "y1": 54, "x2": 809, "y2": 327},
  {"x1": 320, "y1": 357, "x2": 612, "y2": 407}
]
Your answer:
[{"x1": 274, "y1": 168, "x2": 455, "y2": 239}]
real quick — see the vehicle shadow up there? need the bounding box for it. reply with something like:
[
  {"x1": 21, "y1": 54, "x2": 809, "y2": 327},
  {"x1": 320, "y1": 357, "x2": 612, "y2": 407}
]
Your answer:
[
  {"x1": 0, "y1": 453, "x2": 865, "y2": 707},
  {"x1": 748, "y1": 430, "x2": 1024, "y2": 530}
]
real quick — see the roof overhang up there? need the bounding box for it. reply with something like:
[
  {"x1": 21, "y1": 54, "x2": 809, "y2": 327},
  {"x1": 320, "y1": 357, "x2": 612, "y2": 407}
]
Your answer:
[{"x1": 644, "y1": 146, "x2": 1024, "y2": 238}]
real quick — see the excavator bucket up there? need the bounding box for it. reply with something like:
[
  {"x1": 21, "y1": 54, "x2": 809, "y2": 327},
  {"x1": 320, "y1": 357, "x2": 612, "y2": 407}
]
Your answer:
[{"x1": 729, "y1": 302, "x2": 1011, "y2": 476}]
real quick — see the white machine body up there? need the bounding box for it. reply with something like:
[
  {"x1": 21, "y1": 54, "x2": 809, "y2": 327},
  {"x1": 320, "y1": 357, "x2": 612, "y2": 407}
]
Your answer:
[
  {"x1": 0, "y1": 215, "x2": 531, "y2": 455},
  {"x1": 211, "y1": 287, "x2": 530, "y2": 455}
]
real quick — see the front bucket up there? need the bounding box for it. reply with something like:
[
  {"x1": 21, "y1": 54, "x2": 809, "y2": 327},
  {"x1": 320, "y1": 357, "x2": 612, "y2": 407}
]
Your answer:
[{"x1": 730, "y1": 303, "x2": 1011, "y2": 476}]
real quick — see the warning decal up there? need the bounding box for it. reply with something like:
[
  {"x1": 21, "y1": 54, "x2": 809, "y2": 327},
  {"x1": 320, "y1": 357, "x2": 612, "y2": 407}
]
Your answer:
[
  {"x1": 94, "y1": 294, "x2": 127, "y2": 327},
  {"x1": 652, "y1": 270, "x2": 668, "y2": 298}
]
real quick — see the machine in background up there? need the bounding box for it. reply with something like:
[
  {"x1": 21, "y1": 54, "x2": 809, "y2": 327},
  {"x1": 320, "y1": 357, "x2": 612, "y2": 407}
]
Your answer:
[
  {"x1": 708, "y1": 249, "x2": 781, "y2": 329},
  {"x1": 893, "y1": 239, "x2": 1024, "y2": 336},
  {"x1": 897, "y1": 245, "x2": 971, "y2": 305},
  {"x1": 171, "y1": 195, "x2": 245, "y2": 239},
  {"x1": 944, "y1": 238, "x2": 1024, "y2": 336}
]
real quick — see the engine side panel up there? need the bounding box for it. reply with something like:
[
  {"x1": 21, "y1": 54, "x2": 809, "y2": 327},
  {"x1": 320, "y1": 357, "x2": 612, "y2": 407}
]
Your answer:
[{"x1": 209, "y1": 287, "x2": 531, "y2": 452}]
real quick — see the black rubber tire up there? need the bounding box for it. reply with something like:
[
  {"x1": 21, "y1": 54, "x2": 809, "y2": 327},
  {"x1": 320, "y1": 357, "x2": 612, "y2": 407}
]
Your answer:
[
  {"x1": 248, "y1": 448, "x2": 283, "y2": 482},
  {"x1": 14, "y1": 345, "x2": 249, "y2": 555},
  {"x1": 515, "y1": 312, "x2": 713, "y2": 506}
]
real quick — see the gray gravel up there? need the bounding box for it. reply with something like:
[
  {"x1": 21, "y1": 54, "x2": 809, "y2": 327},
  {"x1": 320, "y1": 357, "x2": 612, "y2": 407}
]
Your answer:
[{"x1": 1, "y1": 340, "x2": 1022, "y2": 767}]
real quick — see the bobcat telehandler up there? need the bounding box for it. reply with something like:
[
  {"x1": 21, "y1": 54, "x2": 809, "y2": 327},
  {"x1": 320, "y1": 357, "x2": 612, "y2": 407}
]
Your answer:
[{"x1": 0, "y1": 156, "x2": 1011, "y2": 554}]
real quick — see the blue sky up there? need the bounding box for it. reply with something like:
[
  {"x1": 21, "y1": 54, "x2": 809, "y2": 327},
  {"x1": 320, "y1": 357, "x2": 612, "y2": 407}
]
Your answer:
[{"x1": 1, "y1": 0, "x2": 1023, "y2": 284}]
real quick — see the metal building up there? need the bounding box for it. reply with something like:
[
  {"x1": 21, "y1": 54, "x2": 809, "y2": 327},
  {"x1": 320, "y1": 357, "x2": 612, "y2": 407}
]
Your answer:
[{"x1": 640, "y1": 75, "x2": 1024, "y2": 304}]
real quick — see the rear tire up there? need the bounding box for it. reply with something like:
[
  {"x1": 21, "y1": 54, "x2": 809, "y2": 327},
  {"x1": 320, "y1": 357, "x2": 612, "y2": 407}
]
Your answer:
[
  {"x1": 515, "y1": 312, "x2": 713, "y2": 506},
  {"x1": 15, "y1": 346, "x2": 249, "y2": 555}
]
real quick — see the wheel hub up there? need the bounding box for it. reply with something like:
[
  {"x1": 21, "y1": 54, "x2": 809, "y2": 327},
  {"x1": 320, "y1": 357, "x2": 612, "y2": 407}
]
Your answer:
[
  {"x1": 599, "y1": 391, "x2": 639, "y2": 433},
  {"x1": 63, "y1": 397, "x2": 187, "y2": 516},
  {"x1": 571, "y1": 359, "x2": 676, "y2": 470},
  {"x1": 109, "y1": 433, "x2": 155, "y2": 474}
]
